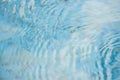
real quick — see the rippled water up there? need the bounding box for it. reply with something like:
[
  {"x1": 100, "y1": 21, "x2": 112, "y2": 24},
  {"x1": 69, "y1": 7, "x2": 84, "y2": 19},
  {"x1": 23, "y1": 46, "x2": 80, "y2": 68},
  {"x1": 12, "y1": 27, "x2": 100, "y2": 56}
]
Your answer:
[{"x1": 0, "y1": 0, "x2": 120, "y2": 80}]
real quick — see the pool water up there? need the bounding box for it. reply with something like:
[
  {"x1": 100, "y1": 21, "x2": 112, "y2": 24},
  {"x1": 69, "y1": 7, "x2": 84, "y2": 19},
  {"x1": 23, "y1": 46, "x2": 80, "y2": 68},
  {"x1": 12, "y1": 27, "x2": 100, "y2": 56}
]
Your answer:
[{"x1": 0, "y1": 0, "x2": 120, "y2": 80}]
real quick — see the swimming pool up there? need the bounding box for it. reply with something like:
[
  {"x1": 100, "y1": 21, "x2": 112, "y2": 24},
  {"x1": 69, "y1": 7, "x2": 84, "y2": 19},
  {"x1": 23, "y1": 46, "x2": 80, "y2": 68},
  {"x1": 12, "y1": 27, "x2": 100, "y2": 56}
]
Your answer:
[{"x1": 0, "y1": 0, "x2": 120, "y2": 80}]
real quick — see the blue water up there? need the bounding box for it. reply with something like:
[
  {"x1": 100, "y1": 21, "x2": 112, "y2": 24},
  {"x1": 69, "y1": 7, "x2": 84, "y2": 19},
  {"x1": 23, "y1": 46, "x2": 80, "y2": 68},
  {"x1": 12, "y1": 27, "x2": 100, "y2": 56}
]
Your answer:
[{"x1": 0, "y1": 0, "x2": 120, "y2": 80}]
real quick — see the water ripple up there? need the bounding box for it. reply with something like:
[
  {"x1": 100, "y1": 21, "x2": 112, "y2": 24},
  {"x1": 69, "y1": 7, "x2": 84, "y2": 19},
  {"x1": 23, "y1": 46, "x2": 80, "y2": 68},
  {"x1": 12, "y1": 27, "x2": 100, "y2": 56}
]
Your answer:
[{"x1": 0, "y1": 0, "x2": 120, "y2": 80}]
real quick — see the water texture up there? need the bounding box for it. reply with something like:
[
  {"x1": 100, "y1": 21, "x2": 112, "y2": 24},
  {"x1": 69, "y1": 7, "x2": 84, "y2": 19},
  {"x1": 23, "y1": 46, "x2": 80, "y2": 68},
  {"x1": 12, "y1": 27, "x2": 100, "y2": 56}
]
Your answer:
[{"x1": 0, "y1": 0, "x2": 120, "y2": 80}]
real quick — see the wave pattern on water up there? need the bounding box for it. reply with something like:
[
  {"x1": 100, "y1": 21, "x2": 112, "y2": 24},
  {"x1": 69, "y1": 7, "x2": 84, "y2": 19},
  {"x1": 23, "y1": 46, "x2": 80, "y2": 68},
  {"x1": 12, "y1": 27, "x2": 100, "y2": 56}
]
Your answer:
[{"x1": 0, "y1": 0, "x2": 120, "y2": 80}]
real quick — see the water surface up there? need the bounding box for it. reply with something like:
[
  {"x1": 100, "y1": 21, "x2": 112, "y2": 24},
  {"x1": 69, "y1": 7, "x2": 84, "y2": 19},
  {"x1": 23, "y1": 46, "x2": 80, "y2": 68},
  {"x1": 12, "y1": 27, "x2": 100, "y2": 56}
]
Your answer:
[{"x1": 0, "y1": 0, "x2": 120, "y2": 80}]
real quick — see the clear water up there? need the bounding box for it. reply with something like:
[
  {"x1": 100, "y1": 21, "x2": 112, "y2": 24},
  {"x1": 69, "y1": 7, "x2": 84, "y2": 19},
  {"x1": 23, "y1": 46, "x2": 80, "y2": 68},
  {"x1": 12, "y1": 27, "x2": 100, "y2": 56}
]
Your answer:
[{"x1": 0, "y1": 0, "x2": 120, "y2": 80}]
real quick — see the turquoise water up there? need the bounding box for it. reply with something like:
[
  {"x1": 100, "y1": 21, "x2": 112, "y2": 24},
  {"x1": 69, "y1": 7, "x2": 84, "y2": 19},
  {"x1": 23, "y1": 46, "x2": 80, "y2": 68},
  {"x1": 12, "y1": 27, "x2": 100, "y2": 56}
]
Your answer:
[{"x1": 0, "y1": 0, "x2": 120, "y2": 80}]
